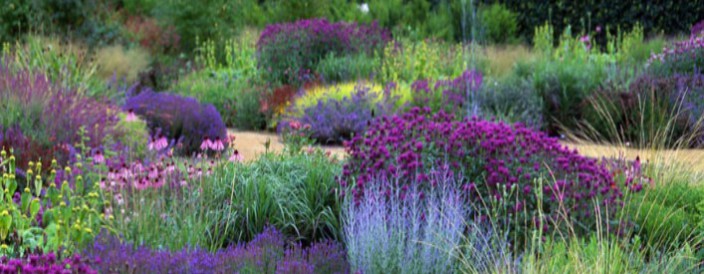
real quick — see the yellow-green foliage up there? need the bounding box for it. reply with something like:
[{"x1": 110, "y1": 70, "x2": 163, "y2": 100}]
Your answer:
[
  {"x1": 195, "y1": 28, "x2": 259, "y2": 79},
  {"x1": 380, "y1": 39, "x2": 467, "y2": 83},
  {"x1": 288, "y1": 81, "x2": 412, "y2": 116},
  {"x1": 94, "y1": 45, "x2": 151, "y2": 83},
  {"x1": 482, "y1": 44, "x2": 538, "y2": 78}
]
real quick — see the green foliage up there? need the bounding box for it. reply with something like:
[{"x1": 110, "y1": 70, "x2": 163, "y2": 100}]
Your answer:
[
  {"x1": 480, "y1": 3, "x2": 518, "y2": 44},
  {"x1": 315, "y1": 53, "x2": 379, "y2": 83},
  {"x1": 263, "y1": 0, "x2": 332, "y2": 23},
  {"x1": 479, "y1": 77, "x2": 544, "y2": 128},
  {"x1": 622, "y1": 178, "x2": 704, "y2": 251},
  {"x1": 0, "y1": 149, "x2": 110, "y2": 258},
  {"x1": 6, "y1": 36, "x2": 110, "y2": 99},
  {"x1": 231, "y1": 84, "x2": 268, "y2": 131},
  {"x1": 493, "y1": 0, "x2": 704, "y2": 43},
  {"x1": 212, "y1": 150, "x2": 342, "y2": 245},
  {"x1": 106, "y1": 113, "x2": 149, "y2": 160},
  {"x1": 380, "y1": 39, "x2": 468, "y2": 84},
  {"x1": 523, "y1": 236, "x2": 632, "y2": 273},
  {"x1": 0, "y1": 0, "x2": 33, "y2": 42},
  {"x1": 171, "y1": 70, "x2": 238, "y2": 125}
]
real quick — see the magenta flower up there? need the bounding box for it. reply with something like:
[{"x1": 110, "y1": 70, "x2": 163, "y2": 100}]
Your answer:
[
  {"x1": 200, "y1": 137, "x2": 212, "y2": 151},
  {"x1": 93, "y1": 150, "x2": 105, "y2": 165}
]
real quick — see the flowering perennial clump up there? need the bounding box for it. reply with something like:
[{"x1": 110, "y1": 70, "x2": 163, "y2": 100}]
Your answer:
[
  {"x1": 257, "y1": 18, "x2": 390, "y2": 84},
  {"x1": 342, "y1": 108, "x2": 628, "y2": 235},
  {"x1": 0, "y1": 253, "x2": 97, "y2": 274},
  {"x1": 411, "y1": 69, "x2": 484, "y2": 116},
  {"x1": 84, "y1": 227, "x2": 349, "y2": 273},
  {"x1": 280, "y1": 84, "x2": 397, "y2": 144},
  {"x1": 123, "y1": 89, "x2": 228, "y2": 156}
]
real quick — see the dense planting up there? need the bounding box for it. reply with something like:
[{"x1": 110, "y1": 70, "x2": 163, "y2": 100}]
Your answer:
[
  {"x1": 3, "y1": 2, "x2": 704, "y2": 273},
  {"x1": 342, "y1": 108, "x2": 627, "y2": 236}
]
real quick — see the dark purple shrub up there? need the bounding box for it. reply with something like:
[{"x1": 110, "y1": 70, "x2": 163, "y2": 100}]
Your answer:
[
  {"x1": 0, "y1": 253, "x2": 97, "y2": 274},
  {"x1": 0, "y1": 62, "x2": 118, "y2": 170},
  {"x1": 341, "y1": 107, "x2": 628, "y2": 236},
  {"x1": 122, "y1": 88, "x2": 228, "y2": 155},
  {"x1": 84, "y1": 227, "x2": 348, "y2": 274},
  {"x1": 279, "y1": 85, "x2": 396, "y2": 144},
  {"x1": 692, "y1": 20, "x2": 704, "y2": 38},
  {"x1": 257, "y1": 18, "x2": 390, "y2": 85}
]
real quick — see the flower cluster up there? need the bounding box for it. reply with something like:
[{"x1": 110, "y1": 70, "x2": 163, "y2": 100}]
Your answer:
[
  {"x1": 0, "y1": 253, "x2": 96, "y2": 274},
  {"x1": 257, "y1": 18, "x2": 390, "y2": 84},
  {"x1": 342, "y1": 108, "x2": 627, "y2": 235},
  {"x1": 123, "y1": 89, "x2": 228, "y2": 156},
  {"x1": 692, "y1": 20, "x2": 704, "y2": 38},
  {"x1": 84, "y1": 227, "x2": 349, "y2": 273}
]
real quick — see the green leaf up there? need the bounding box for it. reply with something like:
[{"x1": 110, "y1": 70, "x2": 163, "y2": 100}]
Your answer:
[{"x1": 29, "y1": 199, "x2": 40, "y2": 219}]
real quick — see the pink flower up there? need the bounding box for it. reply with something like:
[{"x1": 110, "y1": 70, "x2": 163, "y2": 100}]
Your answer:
[
  {"x1": 210, "y1": 137, "x2": 225, "y2": 151},
  {"x1": 580, "y1": 35, "x2": 590, "y2": 43},
  {"x1": 200, "y1": 137, "x2": 212, "y2": 151},
  {"x1": 125, "y1": 109, "x2": 138, "y2": 122},
  {"x1": 289, "y1": 121, "x2": 302, "y2": 131},
  {"x1": 229, "y1": 150, "x2": 244, "y2": 163},
  {"x1": 93, "y1": 150, "x2": 105, "y2": 165},
  {"x1": 154, "y1": 135, "x2": 169, "y2": 151},
  {"x1": 596, "y1": 25, "x2": 602, "y2": 33}
]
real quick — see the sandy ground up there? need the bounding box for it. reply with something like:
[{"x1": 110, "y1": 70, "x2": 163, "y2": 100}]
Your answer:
[{"x1": 229, "y1": 130, "x2": 704, "y2": 173}]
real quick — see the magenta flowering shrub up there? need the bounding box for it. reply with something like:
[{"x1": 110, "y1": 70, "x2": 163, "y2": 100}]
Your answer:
[
  {"x1": 342, "y1": 108, "x2": 627, "y2": 235},
  {"x1": 122, "y1": 89, "x2": 228, "y2": 156},
  {"x1": 84, "y1": 227, "x2": 349, "y2": 274},
  {"x1": 257, "y1": 18, "x2": 390, "y2": 85},
  {"x1": 0, "y1": 253, "x2": 97, "y2": 274}
]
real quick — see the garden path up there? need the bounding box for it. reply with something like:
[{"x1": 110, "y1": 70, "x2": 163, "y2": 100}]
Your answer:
[{"x1": 229, "y1": 129, "x2": 704, "y2": 173}]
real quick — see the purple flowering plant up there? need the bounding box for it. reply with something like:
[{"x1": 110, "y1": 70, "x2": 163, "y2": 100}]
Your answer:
[
  {"x1": 341, "y1": 108, "x2": 634, "y2": 238},
  {"x1": 122, "y1": 88, "x2": 228, "y2": 156},
  {"x1": 84, "y1": 226, "x2": 349, "y2": 274},
  {"x1": 0, "y1": 252, "x2": 97, "y2": 274},
  {"x1": 256, "y1": 18, "x2": 390, "y2": 85},
  {"x1": 279, "y1": 84, "x2": 397, "y2": 145}
]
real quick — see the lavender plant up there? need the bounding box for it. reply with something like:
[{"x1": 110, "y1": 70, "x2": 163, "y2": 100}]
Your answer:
[
  {"x1": 84, "y1": 226, "x2": 349, "y2": 273},
  {"x1": 280, "y1": 84, "x2": 396, "y2": 144},
  {"x1": 0, "y1": 252, "x2": 97, "y2": 274}
]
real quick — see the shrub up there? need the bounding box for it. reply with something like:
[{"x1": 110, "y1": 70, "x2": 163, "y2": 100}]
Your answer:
[
  {"x1": 256, "y1": 18, "x2": 390, "y2": 85},
  {"x1": 341, "y1": 108, "x2": 627, "y2": 238},
  {"x1": 479, "y1": 77, "x2": 544, "y2": 129},
  {"x1": 85, "y1": 227, "x2": 348, "y2": 273},
  {"x1": 280, "y1": 83, "x2": 398, "y2": 144},
  {"x1": 122, "y1": 89, "x2": 228, "y2": 156},
  {"x1": 94, "y1": 45, "x2": 151, "y2": 84},
  {"x1": 231, "y1": 84, "x2": 269, "y2": 131},
  {"x1": 0, "y1": 62, "x2": 119, "y2": 169},
  {"x1": 647, "y1": 35, "x2": 704, "y2": 77},
  {"x1": 123, "y1": 15, "x2": 180, "y2": 54},
  {"x1": 344, "y1": 176, "x2": 467, "y2": 274},
  {"x1": 479, "y1": 3, "x2": 518, "y2": 44},
  {"x1": 171, "y1": 70, "x2": 238, "y2": 126},
  {"x1": 0, "y1": 253, "x2": 97, "y2": 273}
]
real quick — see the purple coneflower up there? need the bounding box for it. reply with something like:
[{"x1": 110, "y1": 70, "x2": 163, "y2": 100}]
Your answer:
[{"x1": 229, "y1": 150, "x2": 244, "y2": 163}]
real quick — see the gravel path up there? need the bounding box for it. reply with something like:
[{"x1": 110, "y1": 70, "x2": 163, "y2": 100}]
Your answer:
[{"x1": 229, "y1": 130, "x2": 704, "y2": 173}]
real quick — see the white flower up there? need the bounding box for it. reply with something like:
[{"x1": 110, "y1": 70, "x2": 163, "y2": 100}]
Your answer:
[{"x1": 359, "y1": 3, "x2": 369, "y2": 13}]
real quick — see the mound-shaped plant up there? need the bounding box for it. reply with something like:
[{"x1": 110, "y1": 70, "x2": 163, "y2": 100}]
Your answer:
[
  {"x1": 341, "y1": 108, "x2": 627, "y2": 236},
  {"x1": 280, "y1": 83, "x2": 399, "y2": 144},
  {"x1": 257, "y1": 18, "x2": 390, "y2": 85},
  {"x1": 123, "y1": 89, "x2": 228, "y2": 155}
]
